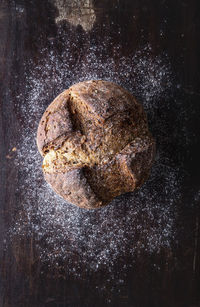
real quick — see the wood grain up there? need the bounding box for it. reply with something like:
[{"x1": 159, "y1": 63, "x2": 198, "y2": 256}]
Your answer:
[{"x1": 0, "y1": 0, "x2": 200, "y2": 306}]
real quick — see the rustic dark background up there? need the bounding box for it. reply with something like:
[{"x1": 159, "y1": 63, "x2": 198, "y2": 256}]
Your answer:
[{"x1": 0, "y1": 0, "x2": 200, "y2": 306}]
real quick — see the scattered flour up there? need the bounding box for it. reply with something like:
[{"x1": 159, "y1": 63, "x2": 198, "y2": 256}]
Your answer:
[{"x1": 11, "y1": 36, "x2": 180, "y2": 281}]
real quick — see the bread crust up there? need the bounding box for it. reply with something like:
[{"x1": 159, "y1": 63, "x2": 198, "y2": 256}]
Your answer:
[{"x1": 36, "y1": 80, "x2": 155, "y2": 209}]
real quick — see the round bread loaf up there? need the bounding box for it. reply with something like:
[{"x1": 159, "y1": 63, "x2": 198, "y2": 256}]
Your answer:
[{"x1": 37, "y1": 80, "x2": 155, "y2": 209}]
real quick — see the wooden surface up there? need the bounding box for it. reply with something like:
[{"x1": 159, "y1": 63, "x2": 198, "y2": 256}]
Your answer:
[{"x1": 0, "y1": 0, "x2": 200, "y2": 306}]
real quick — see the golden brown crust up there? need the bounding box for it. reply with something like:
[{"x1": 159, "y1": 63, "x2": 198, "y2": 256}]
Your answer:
[
  {"x1": 36, "y1": 90, "x2": 72, "y2": 156},
  {"x1": 36, "y1": 80, "x2": 155, "y2": 209},
  {"x1": 44, "y1": 168, "x2": 103, "y2": 209}
]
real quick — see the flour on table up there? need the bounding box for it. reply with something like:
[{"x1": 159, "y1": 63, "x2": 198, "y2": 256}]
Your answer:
[{"x1": 11, "y1": 37, "x2": 180, "y2": 282}]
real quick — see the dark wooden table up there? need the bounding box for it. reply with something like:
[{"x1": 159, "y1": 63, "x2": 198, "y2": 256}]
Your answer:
[{"x1": 1, "y1": 0, "x2": 200, "y2": 306}]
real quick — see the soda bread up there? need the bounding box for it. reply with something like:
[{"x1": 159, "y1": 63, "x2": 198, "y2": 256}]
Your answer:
[{"x1": 37, "y1": 80, "x2": 155, "y2": 209}]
